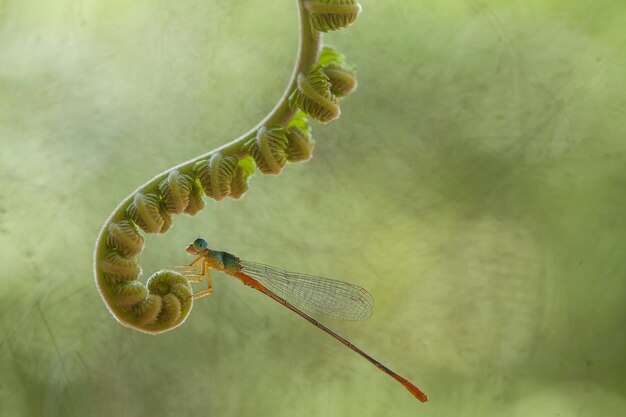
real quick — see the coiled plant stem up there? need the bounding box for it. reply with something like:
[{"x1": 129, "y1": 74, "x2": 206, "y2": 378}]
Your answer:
[
  {"x1": 94, "y1": 0, "x2": 360, "y2": 334},
  {"x1": 100, "y1": 1, "x2": 320, "y2": 222}
]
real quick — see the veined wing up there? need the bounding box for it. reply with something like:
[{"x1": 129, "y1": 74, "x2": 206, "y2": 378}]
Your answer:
[{"x1": 240, "y1": 260, "x2": 374, "y2": 321}]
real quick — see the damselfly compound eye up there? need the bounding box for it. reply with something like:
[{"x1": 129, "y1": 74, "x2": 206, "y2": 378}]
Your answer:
[{"x1": 193, "y1": 237, "x2": 208, "y2": 251}]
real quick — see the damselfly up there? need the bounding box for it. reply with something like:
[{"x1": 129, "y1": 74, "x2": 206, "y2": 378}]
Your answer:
[{"x1": 175, "y1": 237, "x2": 428, "y2": 402}]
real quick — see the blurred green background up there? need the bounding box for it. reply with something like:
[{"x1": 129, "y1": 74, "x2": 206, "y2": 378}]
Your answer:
[{"x1": 1, "y1": 0, "x2": 625, "y2": 416}]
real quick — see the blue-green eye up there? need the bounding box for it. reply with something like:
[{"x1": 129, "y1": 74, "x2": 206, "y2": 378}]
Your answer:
[{"x1": 192, "y1": 237, "x2": 208, "y2": 251}]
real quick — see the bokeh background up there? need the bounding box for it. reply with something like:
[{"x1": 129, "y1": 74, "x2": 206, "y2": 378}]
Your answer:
[{"x1": 1, "y1": 0, "x2": 625, "y2": 416}]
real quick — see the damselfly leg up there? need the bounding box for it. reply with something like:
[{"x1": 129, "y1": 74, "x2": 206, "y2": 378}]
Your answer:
[
  {"x1": 173, "y1": 257, "x2": 204, "y2": 282},
  {"x1": 174, "y1": 256, "x2": 214, "y2": 299}
]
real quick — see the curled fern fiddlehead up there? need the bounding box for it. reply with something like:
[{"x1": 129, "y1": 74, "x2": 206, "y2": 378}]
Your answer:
[
  {"x1": 291, "y1": 66, "x2": 340, "y2": 123},
  {"x1": 100, "y1": 251, "x2": 142, "y2": 282},
  {"x1": 159, "y1": 171, "x2": 194, "y2": 215},
  {"x1": 196, "y1": 153, "x2": 238, "y2": 201},
  {"x1": 107, "y1": 220, "x2": 144, "y2": 257},
  {"x1": 305, "y1": 0, "x2": 361, "y2": 32},
  {"x1": 126, "y1": 192, "x2": 169, "y2": 234},
  {"x1": 286, "y1": 112, "x2": 315, "y2": 162},
  {"x1": 94, "y1": 0, "x2": 361, "y2": 334},
  {"x1": 229, "y1": 157, "x2": 255, "y2": 199},
  {"x1": 318, "y1": 45, "x2": 357, "y2": 98},
  {"x1": 248, "y1": 126, "x2": 289, "y2": 175},
  {"x1": 184, "y1": 180, "x2": 205, "y2": 215}
]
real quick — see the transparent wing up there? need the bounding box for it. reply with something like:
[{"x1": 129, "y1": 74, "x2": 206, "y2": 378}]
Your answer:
[{"x1": 240, "y1": 260, "x2": 374, "y2": 321}]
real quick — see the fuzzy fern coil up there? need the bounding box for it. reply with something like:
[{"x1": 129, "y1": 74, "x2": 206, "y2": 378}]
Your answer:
[{"x1": 94, "y1": 0, "x2": 361, "y2": 334}]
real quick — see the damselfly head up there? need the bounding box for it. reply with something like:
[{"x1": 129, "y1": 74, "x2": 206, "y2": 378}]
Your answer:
[{"x1": 187, "y1": 237, "x2": 208, "y2": 254}]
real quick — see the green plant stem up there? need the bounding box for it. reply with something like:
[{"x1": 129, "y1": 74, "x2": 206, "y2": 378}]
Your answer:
[
  {"x1": 96, "y1": 0, "x2": 320, "y2": 230},
  {"x1": 94, "y1": 0, "x2": 322, "y2": 312}
]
